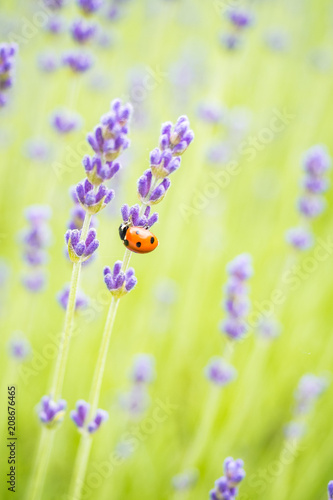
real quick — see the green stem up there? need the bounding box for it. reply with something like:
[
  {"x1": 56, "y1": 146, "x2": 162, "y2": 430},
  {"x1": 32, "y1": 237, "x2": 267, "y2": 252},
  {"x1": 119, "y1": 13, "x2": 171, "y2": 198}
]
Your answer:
[
  {"x1": 27, "y1": 213, "x2": 92, "y2": 500},
  {"x1": 69, "y1": 296, "x2": 120, "y2": 499},
  {"x1": 28, "y1": 429, "x2": 55, "y2": 500}
]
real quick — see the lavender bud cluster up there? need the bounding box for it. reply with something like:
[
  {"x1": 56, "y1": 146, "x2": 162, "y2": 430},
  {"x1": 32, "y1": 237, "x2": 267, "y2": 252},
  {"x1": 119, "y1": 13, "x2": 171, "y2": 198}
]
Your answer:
[
  {"x1": 210, "y1": 457, "x2": 246, "y2": 500},
  {"x1": 220, "y1": 8, "x2": 254, "y2": 51},
  {"x1": 104, "y1": 260, "x2": 137, "y2": 298},
  {"x1": 20, "y1": 205, "x2": 52, "y2": 293},
  {"x1": 286, "y1": 145, "x2": 331, "y2": 251},
  {"x1": 50, "y1": 108, "x2": 82, "y2": 135},
  {"x1": 0, "y1": 43, "x2": 18, "y2": 107},
  {"x1": 70, "y1": 400, "x2": 109, "y2": 433},
  {"x1": 205, "y1": 357, "x2": 236, "y2": 387},
  {"x1": 38, "y1": 395, "x2": 67, "y2": 427}
]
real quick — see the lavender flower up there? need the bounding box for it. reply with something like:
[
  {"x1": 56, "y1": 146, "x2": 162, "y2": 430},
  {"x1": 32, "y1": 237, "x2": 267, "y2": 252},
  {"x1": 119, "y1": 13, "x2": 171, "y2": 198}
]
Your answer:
[
  {"x1": 63, "y1": 50, "x2": 94, "y2": 73},
  {"x1": 121, "y1": 204, "x2": 158, "y2": 229},
  {"x1": 286, "y1": 227, "x2": 314, "y2": 251},
  {"x1": 220, "y1": 33, "x2": 242, "y2": 51},
  {"x1": 87, "y1": 409, "x2": 109, "y2": 433},
  {"x1": 8, "y1": 333, "x2": 31, "y2": 361},
  {"x1": 57, "y1": 285, "x2": 89, "y2": 311},
  {"x1": 46, "y1": 15, "x2": 65, "y2": 34},
  {"x1": 197, "y1": 102, "x2": 225, "y2": 124},
  {"x1": 0, "y1": 43, "x2": 18, "y2": 107},
  {"x1": 38, "y1": 396, "x2": 66, "y2": 426},
  {"x1": 71, "y1": 19, "x2": 97, "y2": 44},
  {"x1": 220, "y1": 254, "x2": 253, "y2": 341},
  {"x1": 205, "y1": 357, "x2": 236, "y2": 387},
  {"x1": 130, "y1": 354, "x2": 155, "y2": 384},
  {"x1": 328, "y1": 481, "x2": 333, "y2": 500},
  {"x1": 65, "y1": 228, "x2": 99, "y2": 262},
  {"x1": 71, "y1": 400, "x2": 108, "y2": 433},
  {"x1": 50, "y1": 108, "x2": 82, "y2": 134},
  {"x1": 77, "y1": 0, "x2": 103, "y2": 15},
  {"x1": 22, "y1": 270, "x2": 47, "y2": 293},
  {"x1": 149, "y1": 149, "x2": 181, "y2": 179},
  {"x1": 104, "y1": 261, "x2": 137, "y2": 297},
  {"x1": 158, "y1": 116, "x2": 194, "y2": 155},
  {"x1": 287, "y1": 144, "x2": 331, "y2": 250},
  {"x1": 226, "y1": 8, "x2": 254, "y2": 29},
  {"x1": 76, "y1": 178, "x2": 114, "y2": 214},
  {"x1": 87, "y1": 99, "x2": 132, "y2": 161},
  {"x1": 38, "y1": 52, "x2": 59, "y2": 73},
  {"x1": 138, "y1": 173, "x2": 171, "y2": 204},
  {"x1": 83, "y1": 156, "x2": 120, "y2": 186},
  {"x1": 24, "y1": 138, "x2": 52, "y2": 162},
  {"x1": 70, "y1": 400, "x2": 90, "y2": 428},
  {"x1": 210, "y1": 457, "x2": 245, "y2": 500}
]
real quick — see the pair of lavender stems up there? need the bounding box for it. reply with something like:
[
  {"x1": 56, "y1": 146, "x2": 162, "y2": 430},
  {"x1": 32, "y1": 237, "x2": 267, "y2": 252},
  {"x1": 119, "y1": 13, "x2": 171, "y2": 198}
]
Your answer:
[{"x1": 28, "y1": 99, "x2": 194, "y2": 500}]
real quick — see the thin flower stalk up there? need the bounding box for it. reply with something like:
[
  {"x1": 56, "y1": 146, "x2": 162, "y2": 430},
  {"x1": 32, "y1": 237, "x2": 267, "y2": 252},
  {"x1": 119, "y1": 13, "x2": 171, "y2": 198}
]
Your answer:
[{"x1": 69, "y1": 115, "x2": 194, "y2": 500}]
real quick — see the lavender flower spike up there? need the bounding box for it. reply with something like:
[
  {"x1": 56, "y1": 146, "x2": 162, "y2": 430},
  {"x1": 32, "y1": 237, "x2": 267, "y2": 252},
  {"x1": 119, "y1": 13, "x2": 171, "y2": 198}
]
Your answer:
[
  {"x1": 159, "y1": 115, "x2": 194, "y2": 156},
  {"x1": 63, "y1": 50, "x2": 94, "y2": 73},
  {"x1": 121, "y1": 204, "x2": 158, "y2": 229},
  {"x1": 70, "y1": 400, "x2": 90, "y2": 428},
  {"x1": 328, "y1": 481, "x2": 333, "y2": 499},
  {"x1": 87, "y1": 409, "x2": 109, "y2": 433},
  {"x1": 83, "y1": 155, "x2": 121, "y2": 186},
  {"x1": 71, "y1": 19, "x2": 97, "y2": 44},
  {"x1": 76, "y1": 178, "x2": 114, "y2": 214},
  {"x1": 0, "y1": 43, "x2": 18, "y2": 107},
  {"x1": 210, "y1": 457, "x2": 245, "y2": 500},
  {"x1": 51, "y1": 108, "x2": 82, "y2": 134},
  {"x1": 65, "y1": 228, "x2": 99, "y2": 263},
  {"x1": 286, "y1": 226, "x2": 314, "y2": 251},
  {"x1": 38, "y1": 395, "x2": 66, "y2": 427},
  {"x1": 150, "y1": 149, "x2": 181, "y2": 179},
  {"x1": 104, "y1": 261, "x2": 137, "y2": 298}
]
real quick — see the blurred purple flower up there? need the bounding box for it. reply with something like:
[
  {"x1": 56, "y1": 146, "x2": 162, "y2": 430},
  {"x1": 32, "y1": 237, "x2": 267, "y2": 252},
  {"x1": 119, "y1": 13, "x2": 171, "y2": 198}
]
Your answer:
[
  {"x1": 130, "y1": 354, "x2": 155, "y2": 384},
  {"x1": 51, "y1": 108, "x2": 82, "y2": 134},
  {"x1": 205, "y1": 357, "x2": 236, "y2": 387},
  {"x1": 8, "y1": 334, "x2": 31, "y2": 361},
  {"x1": 38, "y1": 395, "x2": 66, "y2": 426},
  {"x1": 71, "y1": 18, "x2": 97, "y2": 44},
  {"x1": 63, "y1": 50, "x2": 94, "y2": 73},
  {"x1": 57, "y1": 285, "x2": 89, "y2": 311},
  {"x1": 286, "y1": 226, "x2": 313, "y2": 251}
]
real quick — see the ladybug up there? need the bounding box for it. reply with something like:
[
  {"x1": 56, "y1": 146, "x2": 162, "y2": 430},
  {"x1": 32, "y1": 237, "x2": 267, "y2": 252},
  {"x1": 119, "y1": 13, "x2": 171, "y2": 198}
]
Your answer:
[{"x1": 119, "y1": 224, "x2": 159, "y2": 254}]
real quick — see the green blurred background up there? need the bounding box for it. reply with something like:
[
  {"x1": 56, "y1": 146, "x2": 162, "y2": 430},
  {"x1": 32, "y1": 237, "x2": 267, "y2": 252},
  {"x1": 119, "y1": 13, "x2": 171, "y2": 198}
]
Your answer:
[{"x1": 1, "y1": 0, "x2": 333, "y2": 498}]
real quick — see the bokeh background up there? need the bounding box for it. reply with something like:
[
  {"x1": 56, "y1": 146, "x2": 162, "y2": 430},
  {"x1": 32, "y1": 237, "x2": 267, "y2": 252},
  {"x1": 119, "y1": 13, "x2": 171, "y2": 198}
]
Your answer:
[{"x1": 1, "y1": 0, "x2": 333, "y2": 499}]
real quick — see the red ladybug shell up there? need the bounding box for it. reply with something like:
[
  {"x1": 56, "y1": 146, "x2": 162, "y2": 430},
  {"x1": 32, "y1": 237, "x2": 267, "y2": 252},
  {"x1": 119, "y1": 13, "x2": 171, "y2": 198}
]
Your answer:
[{"x1": 123, "y1": 226, "x2": 159, "y2": 254}]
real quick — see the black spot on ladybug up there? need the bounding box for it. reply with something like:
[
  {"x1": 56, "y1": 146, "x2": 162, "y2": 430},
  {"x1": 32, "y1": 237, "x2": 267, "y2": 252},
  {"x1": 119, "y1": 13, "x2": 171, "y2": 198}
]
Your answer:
[
  {"x1": 136, "y1": 242, "x2": 141, "y2": 248},
  {"x1": 150, "y1": 237, "x2": 155, "y2": 244},
  {"x1": 136, "y1": 230, "x2": 140, "y2": 235},
  {"x1": 124, "y1": 239, "x2": 129, "y2": 246}
]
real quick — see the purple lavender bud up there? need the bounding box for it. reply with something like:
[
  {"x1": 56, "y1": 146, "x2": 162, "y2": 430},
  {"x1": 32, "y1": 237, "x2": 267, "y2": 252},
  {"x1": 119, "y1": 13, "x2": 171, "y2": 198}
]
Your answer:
[
  {"x1": 22, "y1": 270, "x2": 47, "y2": 293},
  {"x1": 121, "y1": 204, "x2": 130, "y2": 223},
  {"x1": 63, "y1": 50, "x2": 94, "y2": 73},
  {"x1": 220, "y1": 32, "x2": 243, "y2": 51},
  {"x1": 71, "y1": 18, "x2": 97, "y2": 44},
  {"x1": 226, "y1": 254, "x2": 253, "y2": 281},
  {"x1": 76, "y1": 179, "x2": 114, "y2": 213},
  {"x1": 129, "y1": 204, "x2": 140, "y2": 226},
  {"x1": 302, "y1": 145, "x2": 331, "y2": 176},
  {"x1": 8, "y1": 334, "x2": 31, "y2": 361},
  {"x1": 150, "y1": 148, "x2": 182, "y2": 179},
  {"x1": 70, "y1": 400, "x2": 90, "y2": 428},
  {"x1": 25, "y1": 205, "x2": 52, "y2": 225},
  {"x1": 119, "y1": 385, "x2": 150, "y2": 417},
  {"x1": 286, "y1": 226, "x2": 314, "y2": 251},
  {"x1": 227, "y1": 8, "x2": 254, "y2": 29},
  {"x1": 137, "y1": 169, "x2": 152, "y2": 198},
  {"x1": 46, "y1": 15, "x2": 65, "y2": 34},
  {"x1": 220, "y1": 318, "x2": 247, "y2": 340},
  {"x1": 87, "y1": 409, "x2": 109, "y2": 433},
  {"x1": 130, "y1": 354, "x2": 155, "y2": 384},
  {"x1": 51, "y1": 108, "x2": 82, "y2": 134},
  {"x1": 225, "y1": 294, "x2": 250, "y2": 319},
  {"x1": 303, "y1": 176, "x2": 329, "y2": 194},
  {"x1": 205, "y1": 357, "x2": 236, "y2": 387},
  {"x1": 328, "y1": 481, "x2": 333, "y2": 499},
  {"x1": 38, "y1": 395, "x2": 66, "y2": 426},
  {"x1": 104, "y1": 262, "x2": 137, "y2": 296},
  {"x1": 57, "y1": 285, "x2": 89, "y2": 311},
  {"x1": 224, "y1": 457, "x2": 246, "y2": 486},
  {"x1": 149, "y1": 178, "x2": 171, "y2": 203},
  {"x1": 147, "y1": 212, "x2": 159, "y2": 228},
  {"x1": 66, "y1": 228, "x2": 99, "y2": 262},
  {"x1": 77, "y1": 0, "x2": 103, "y2": 15},
  {"x1": 197, "y1": 102, "x2": 225, "y2": 124},
  {"x1": 38, "y1": 52, "x2": 59, "y2": 73},
  {"x1": 256, "y1": 317, "x2": 281, "y2": 340},
  {"x1": 298, "y1": 195, "x2": 325, "y2": 218},
  {"x1": 158, "y1": 116, "x2": 194, "y2": 156}
]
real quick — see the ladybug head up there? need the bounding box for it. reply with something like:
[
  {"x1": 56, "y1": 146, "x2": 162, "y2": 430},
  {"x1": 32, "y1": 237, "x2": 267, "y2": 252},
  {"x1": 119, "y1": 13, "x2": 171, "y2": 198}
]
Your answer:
[{"x1": 118, "y1": 223, "x2": 129, "y2": 241}]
